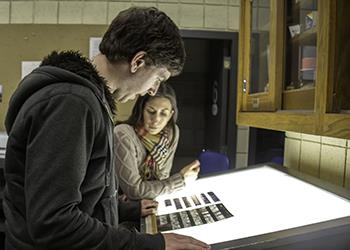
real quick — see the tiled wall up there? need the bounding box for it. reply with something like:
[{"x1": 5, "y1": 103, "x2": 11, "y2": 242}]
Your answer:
[
  {"x1": 0, "y1": 0, "x2": 240, "y2": 31},
  {"x1": 236, "y1": 125, "x2": 249, "y2": 168},
  {"x1": 284, "y1": 131, "x2": 350, "y2": 188}
]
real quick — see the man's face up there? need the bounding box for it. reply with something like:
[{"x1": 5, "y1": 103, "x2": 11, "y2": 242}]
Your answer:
[{"x1": 115, "y1": 66, "x2": 171, "y2": 103}]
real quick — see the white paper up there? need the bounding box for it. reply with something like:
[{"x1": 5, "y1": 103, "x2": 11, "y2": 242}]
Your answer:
[
  {"x1": 0, "y1": 131, "x2": 8, "y2": 158},
  {"x1": 21, "y1": 61, "x2": 41, "y2": 79},
  {"x1": 288, "y1": 24, "x2": 300, "y2": 38},
  {"x1": 89, "y1": 37, "x2": 102, "y2": 59}
]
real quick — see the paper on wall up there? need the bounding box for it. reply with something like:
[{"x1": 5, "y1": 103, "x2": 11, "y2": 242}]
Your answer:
[
  {"x1": 21, "y1": 61, "x2": 41, "y2": 79},
  {"x1": 89, "y1": 37, "x2": 102, "y2": 60}
]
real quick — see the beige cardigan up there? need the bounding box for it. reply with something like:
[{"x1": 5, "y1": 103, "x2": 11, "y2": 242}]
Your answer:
[{"x1": 113, "y1": 124, "x2": 185, "y2": 200}]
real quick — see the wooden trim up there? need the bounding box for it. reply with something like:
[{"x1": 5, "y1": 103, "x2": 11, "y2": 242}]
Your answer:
[
  {"x1": 322, "y1": 114, "x2": 350, "y2": 139},
  {"x1": 242, "y1": 0, "x2": 252, "y2": 111},
  {"x1": 315, "y1": 0, "x2": 335, "y2": 115},
  {"x1": 241, "y1": 0, "x2": 277, "y2": 111},
  {"x1": 237, "y1": 111, "x2": 317, "y2": 134},
  {"x1": 236, "y1": 0, "x2": 246, "y2": 114},
  {"x1": 237, "y1": 110, "x2": 350, "y2": 140}
]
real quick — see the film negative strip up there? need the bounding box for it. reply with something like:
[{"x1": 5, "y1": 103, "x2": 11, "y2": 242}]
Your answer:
[{"x1": 156, "y1": 203, "x2": 233, "y2": 232}]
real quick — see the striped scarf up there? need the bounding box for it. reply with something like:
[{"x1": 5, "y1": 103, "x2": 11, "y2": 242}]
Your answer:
[{"x1": 136, "y1": 126, "x2": 170, "y2": 180}]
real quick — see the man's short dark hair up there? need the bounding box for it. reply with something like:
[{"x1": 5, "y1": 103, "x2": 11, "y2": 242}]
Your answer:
[{"x1": 99, "y1": 7, "x2": 186, "y2": 76}]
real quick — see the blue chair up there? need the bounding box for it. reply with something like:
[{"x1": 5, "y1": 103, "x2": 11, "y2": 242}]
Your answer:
[{"x1": 198, "y1": 150, "x2": 230, "y2": 175}]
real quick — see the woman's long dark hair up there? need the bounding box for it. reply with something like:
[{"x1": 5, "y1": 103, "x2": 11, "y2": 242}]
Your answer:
[{"x1": 124, "y1": 83, "x2": 178, "y2": 131}]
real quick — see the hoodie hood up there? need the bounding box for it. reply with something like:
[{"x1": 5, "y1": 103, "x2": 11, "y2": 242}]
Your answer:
[{"x1": 5, "y1": 51, "x2": 116, "y2": 133}]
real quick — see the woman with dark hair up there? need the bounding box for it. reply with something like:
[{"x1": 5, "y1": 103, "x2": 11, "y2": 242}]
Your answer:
[{"x1": 114, "y1": 84, "x2": 200, "y2": 200}]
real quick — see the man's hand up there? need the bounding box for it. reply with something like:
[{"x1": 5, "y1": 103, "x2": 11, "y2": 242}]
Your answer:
[
  {"x1": 163, "y1": 233, "x2": 210, "y2": 250},
  {"x1": 141, "y1": 199, "x2": 158, "y2": 217}
]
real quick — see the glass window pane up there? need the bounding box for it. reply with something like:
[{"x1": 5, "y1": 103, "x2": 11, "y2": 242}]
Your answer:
[
  {"x1": 250, "y1": 0, "x2": 270, "y2": 94},
  {"x1": 285, "y1": 0, "x2": 317, "y2": 91}
]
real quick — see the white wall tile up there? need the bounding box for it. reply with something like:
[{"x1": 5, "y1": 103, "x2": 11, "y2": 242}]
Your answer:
[
  {"x1": 348, "y1": 140, "x2": 350, "y2": 148},
  {"x1": 83, "y1": 1, "x2": 107, "y2": 24},
  {"x1": 205, "y1": 0, "x2": 227, "y2": 5},
  {"x1": 235, "y1": 152, "x2": 248, "y2": 168},
  {"x1": 301, "y1": 133, "x2": 321, "y2": 142},
  {"x1": 321, "y1": 136, "x2": 347, "y2": 147},
  {"x1": 180, "y1": 4, "x2": 203, "y2": 28},
  {"x1": 236, "y1": 127, "x2": 249, "y2": 153},
  {"x1": 58, "y1": 1, "x2": 82, "y2": 24},
  {"x1": 205, "y1": 5, "x2": 227, "y2": 29},
  {"x1": 158, "y1": 0, "x2": 178, "y2": 2},
  {"x1": 286, "y1": 131, "x2": 302, "y2": 139},
  {"x1": 0, "y1": 1, "x2": 10, "y2": 23},
  {"x1": 320, "y1": 145, "x2": 346, "y2": 186},
  {"x1": 132, "y1": 2, "x2": 157, "y2": 8},
  {"x1": 345, "y1": 149, "x2": 350, "y2": 188},
  {"x1": 228, "y1": 6, "x2": 239, "y2": 30},
  {"x1": 11, "y1": 1, "x2": 33, "y2": 23},
  {"x1": 284, "y1": 138, "x2": 300, "y2": 170},
  {"x1": 180, "y1": 0, "x2": 203, "y2": 3},
  {"x1": 158, "y1": 3, "x2": 179, "y2": 25},
  {"x1": 133, "y1": 0, "x2": 157, "y2": 2},
  {"x1": 300, "y1": 140, "x2": 320, "y2": 177},
  {"x1": 34, "y1": 1, "x2": 58, "y2": 24},
  {"x1": 108, "y1": 2, "x2": 132, "y2": 23},
  {"x1": 228, "y1": 0, "x2": 240, "y2": 6}
]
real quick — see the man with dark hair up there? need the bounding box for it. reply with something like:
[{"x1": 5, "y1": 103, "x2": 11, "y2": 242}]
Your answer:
[{"x1": 4, "y1": 6, "x2": 210, "y2": 250}]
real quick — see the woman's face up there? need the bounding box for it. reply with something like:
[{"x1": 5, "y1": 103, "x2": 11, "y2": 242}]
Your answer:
[{"x1": 143, "y1": 97, "x2": 174, "y2": 135}]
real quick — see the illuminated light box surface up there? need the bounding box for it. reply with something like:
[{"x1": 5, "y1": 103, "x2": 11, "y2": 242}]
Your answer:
[{"x1": 144, "y1": 165, "x2": 350, "y2": 246}]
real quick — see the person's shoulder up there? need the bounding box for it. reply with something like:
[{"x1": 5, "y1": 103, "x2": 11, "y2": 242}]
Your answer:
[
  {"x1": 114, "y1": 124, "x2": 140, "y2": 145},
  {"x1": 114, "y1": 124, "x2": 135, "y2": 135}
]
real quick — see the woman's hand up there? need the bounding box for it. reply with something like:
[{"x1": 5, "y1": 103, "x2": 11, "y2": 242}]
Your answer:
[
  {"x1": 180, "y1": 160, "x2": 200, "y2": 184},
  {"x1": 141, "y1": 199, "x2": 158, "y2": 217}
]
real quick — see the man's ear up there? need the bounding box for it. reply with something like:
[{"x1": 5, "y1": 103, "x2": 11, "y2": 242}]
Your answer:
[{"x1": 130, "y1": 51, "x2": 147, "y2": 73}]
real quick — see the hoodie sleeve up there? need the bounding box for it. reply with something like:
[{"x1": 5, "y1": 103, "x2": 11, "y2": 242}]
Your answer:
[
  {"x1": 23, "y1": 93, "x2": 164, "y2": 250},
  {"x1": 119, "y1": 197, "x2": 141, "y2": 223}
]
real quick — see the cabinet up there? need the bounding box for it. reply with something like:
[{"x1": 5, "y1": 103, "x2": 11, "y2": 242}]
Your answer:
[{"x1": 237, "y1": 0, "x2": 350, "y2": 139}]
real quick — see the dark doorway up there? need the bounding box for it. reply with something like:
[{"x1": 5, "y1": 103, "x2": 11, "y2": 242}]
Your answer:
[
  {"x1": 169, "y1": 31, "x2": 238, "y2": 174},
  {"x1": 248, "y1": 128, "x2": 285, "y2": 166}
]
